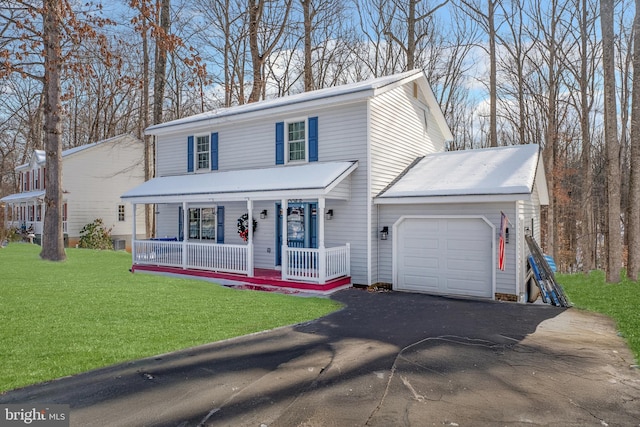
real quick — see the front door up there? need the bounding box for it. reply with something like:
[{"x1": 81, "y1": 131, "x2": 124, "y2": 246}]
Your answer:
[{"x1": 275, "y1": 202, "x2": 317, "y2": 266}]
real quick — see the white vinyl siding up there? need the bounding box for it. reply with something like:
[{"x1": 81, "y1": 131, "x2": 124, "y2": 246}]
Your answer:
[
  {"x1": 61, "y1": 135, "x2": 145, "y2": 243},
  {"x1": 369, "y1": 83, "x2": 447, "y2": 285}
]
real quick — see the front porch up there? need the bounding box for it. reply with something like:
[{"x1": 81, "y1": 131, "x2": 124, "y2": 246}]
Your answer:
[
  {"x1": 131, "y1": 239, "x2": 351, "y2": 292},
  {"x1": 123, "y1": 161, "x2": 359, "y2": 293}
]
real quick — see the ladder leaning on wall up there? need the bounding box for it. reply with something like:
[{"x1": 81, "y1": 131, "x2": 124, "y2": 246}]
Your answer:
[{"x1": 525, "y1": 234, "x2": 572, "y2": 308}]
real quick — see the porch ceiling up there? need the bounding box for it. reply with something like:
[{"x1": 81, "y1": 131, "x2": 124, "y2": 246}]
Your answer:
[
  {"x1": 121, "y1": 160, "x2": 358, "y2": 204},
  {"x1": 0, "y1": 190, "x2": 45, "y2": 204}
]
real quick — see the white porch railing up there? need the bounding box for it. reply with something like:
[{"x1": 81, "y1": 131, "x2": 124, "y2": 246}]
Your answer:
[
  {"x1": 283, "y1": 244, "x2": 350, "y2": 283},
  {"x1": 6, "y1": 221, "x2": 64, "y2": 235},
  {"x1": 133, "y1": 240, "x2": 248, "y2": 275},
  {"x1": 133, "y1": 240, "x2": 350, "y2": 285},
  {"x1": 185, "y1": 242, "x2": 248, "y2": 274},
  {"x1": 134, "y1": 240, "x2": 183, "y2": 267}
]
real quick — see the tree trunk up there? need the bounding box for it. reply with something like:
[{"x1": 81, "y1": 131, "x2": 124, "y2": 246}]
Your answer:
[
  {"x1": 627, "y1": 0, "x2": 640, "y2": 280},
  {"x1": 248, "y1": 0, "x2": 264, "y2": 103},
  {"x1": 601, "y1": 0, "x2": 622, "y2": 283},
  {"x1": 488, "y1": 0, "x2": 497, "y2": 148},
  {"x1": 577, "y1": 0, "x2": 595, "y2": 272},
  {"x1": 302, "y1": 0, "x2": 314, "y2": 91},
  {"x1": 40, "y1": 0, "x2": 66, "y2": 261},
  {"x1": 153, "y1": 0, "x2": 170, "y2": 125},
  {"x1": 142, "y1": 10, "x2": 152, "y2": 239}
]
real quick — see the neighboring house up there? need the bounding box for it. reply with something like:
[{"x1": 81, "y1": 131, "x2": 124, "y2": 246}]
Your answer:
[
  {"x1": 1, "y1": 134, "x2": 146, "y2": 250},
  {"x1": 122, "y1": 69, "x2": 548, "y2": 301}
]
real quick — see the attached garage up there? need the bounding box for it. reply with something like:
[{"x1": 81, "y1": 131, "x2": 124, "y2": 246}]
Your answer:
[
  {"x1": 375, "y1": 144, "x2": 549, "y2": 302},
  {"x1": 394, "y1": 216, "x2": 494, "y2": 298}
]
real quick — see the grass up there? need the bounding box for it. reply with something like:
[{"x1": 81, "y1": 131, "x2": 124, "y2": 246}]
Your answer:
[
  {"x1": 558, "y1": 270, "x2": 640, "y2": 363},
  {"x1": 0, "y1": 244, "x2": 342, "y2": 393}
]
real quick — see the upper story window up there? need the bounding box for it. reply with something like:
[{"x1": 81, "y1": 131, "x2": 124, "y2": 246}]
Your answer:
[
  {"x1": 276, "y1": 117, "x2": 317, "y2": 165},
  {"x1": 196, "y1": 135, "x2": 210, "y2": 170},
  {"x1": 288, "y1": 121, "x2": 306, "y2": 162},
  {"x1": 118, "y1": 205, "x2": 125, "y2": 222}
]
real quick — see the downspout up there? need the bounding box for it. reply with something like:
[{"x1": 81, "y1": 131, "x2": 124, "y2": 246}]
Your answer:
[{"x1": 366, "y1": 99, "x2": 372, "y2": 286}]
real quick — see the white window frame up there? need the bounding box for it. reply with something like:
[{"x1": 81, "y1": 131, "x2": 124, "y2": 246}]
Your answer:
[
  {"x1": 188, "y1": 206, "x2": 216, "y2": 240},
  {"x1": 118, "y1": 205, "x2": 126, "y2": 222},
  {"x1": 286, "y1": 118, "x2": 308, "y2": 164},
  {"x1": 195, "y1": 134, "x2": 210, "y2": 171}
]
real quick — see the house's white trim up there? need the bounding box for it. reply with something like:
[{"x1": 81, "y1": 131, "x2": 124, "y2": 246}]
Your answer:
[
  {"x1": 366, "y1": 99, "x2": 373, "y2": 286},
  {"x1": 375, "y1": 193, "x2": 533, "y2": 205},
  {"x1": 535, "y1": 155, "x2": 550, "y2": 205},
  {"x1": 391, "y1": 214, "x2": 496, "y2": 299}
]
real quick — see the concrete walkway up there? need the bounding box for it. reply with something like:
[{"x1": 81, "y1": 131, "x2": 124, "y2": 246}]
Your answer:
[{"x1": 1, "y1": 288, "x2": 639, "y2": 426}]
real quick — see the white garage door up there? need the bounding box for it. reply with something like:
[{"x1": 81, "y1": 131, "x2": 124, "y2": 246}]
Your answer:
[{"x1": 395, "y1": 217, "x2": 493, "y2": 298}]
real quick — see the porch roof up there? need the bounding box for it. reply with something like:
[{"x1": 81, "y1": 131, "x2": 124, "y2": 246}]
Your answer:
[
  {"x1": 0, "y1": 190, "x2": 45, "y2": 203},
  {"x1": 121, "y1": 161, "x2": 358, "y2": 204}
]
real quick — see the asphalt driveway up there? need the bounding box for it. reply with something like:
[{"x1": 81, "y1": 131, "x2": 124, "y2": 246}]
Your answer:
[{"x1": 1, "y1": 288, "x2": 639, "y2": 426}]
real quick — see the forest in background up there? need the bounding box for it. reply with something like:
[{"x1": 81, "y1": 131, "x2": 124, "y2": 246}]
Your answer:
[{"x1": 0, "y1": 0, "x2": 638, "y2": 280}]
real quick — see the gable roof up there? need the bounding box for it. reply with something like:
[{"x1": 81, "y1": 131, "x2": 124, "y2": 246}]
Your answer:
[
  {"x1": 375, "y1": 144, "x2": 548, "y2": 205},
  {"x1": 16, "y1": 134, "x2": 140, "y2": 170},
  {"x1": 145, "y1": 70, "x2": 453, "y2": 141}
]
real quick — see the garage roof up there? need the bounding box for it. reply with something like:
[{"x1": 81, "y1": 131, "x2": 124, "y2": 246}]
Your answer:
[{"x1": 376, "y1": 144, "x2": 548, "y2": 204}]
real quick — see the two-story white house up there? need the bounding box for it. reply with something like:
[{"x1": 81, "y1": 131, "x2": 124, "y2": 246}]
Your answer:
[
  {"x1": 2, "y1": 134, "x2": 146, "y2": 250},
  {"x1": 122, "y1": 70, "x2": 548, "y2": 301}
]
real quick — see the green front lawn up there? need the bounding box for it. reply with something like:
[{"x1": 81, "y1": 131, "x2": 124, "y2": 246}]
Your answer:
[
  {"x1": 559, "y1": 271, "x2": 640, "y2": 363},
  {"x1": 0, "y1": 244, "x2": 342, "y2": 393}
]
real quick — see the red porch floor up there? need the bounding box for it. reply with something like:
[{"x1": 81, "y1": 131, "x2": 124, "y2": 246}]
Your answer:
[{"x1": 130, "y1": 264, "x2": 352, "y2": 295}]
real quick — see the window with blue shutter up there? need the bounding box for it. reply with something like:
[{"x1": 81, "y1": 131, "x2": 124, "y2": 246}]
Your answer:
[
  {"x1": 187, "y1": 135, "x2": 194, "y2": 172},
  {"x1": 308, "y1": 116, "x2": 318, "y2": 162},
  {"x1": 211, "y1": 132, "x2": 219, "y2": 170},
  {"x1": 275, "y1": 122, "x2": 284, "y2": 165},
  {"x1": 216, "y1": 206, "x2": 225, "y2": 243}
]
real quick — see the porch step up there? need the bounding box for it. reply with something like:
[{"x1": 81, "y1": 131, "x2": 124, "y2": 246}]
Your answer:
[{"x1": 130, "y1": 264, "x2": 351, "y2": 295}]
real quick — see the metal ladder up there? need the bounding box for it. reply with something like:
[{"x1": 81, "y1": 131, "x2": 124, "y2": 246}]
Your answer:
[{"x1": 525, "y1": 235, "x2": 571, "y2": 307}]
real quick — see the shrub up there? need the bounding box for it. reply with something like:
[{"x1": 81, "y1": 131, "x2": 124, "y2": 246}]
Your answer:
[{"x1": 78, "y1": 219, "x2": 113, "y2": 250}]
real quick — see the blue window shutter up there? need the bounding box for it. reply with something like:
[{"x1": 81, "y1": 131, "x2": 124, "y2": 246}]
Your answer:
[
  {"x1": 275, "y1": 122, "x2": 284, "y2": 165},
  {"x1": 308, "y1": 117, "x2": 318, "y2": 162},
  {"x1": 178, "y1": 206, "x2": 184, "y2": 241},
  {"x1": 211, "y1": 132, "x2": 219, "y2": 170},
  {"x1": 187, "y1": 135, "x2": 194, "y2": 172},
  {"x1": 216, "y1": 206, "x2": 225, "y2": 244}
]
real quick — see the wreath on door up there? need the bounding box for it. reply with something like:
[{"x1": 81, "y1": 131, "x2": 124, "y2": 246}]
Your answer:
[{"x1": 237, "y1": 213, "x2": 258, "y2": 242}]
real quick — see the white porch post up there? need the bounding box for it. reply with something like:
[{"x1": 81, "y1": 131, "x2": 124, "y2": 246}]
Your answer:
[
  {"x1": 131, "y1": 203, "x2": 137, "y2": 261},
  {"x1": 318, "y1": 197, "x2": 327, "y2": 284},
  {"x1": 281, "y1": 198, "x2": 288, "y2": 280},
  {"x1": 247, "y1": 199, "x2": 254, "y2": 277},
  {"x1": 42, "y1": 200, "x2": 46, "y2": 245},
  {"x1": 182, "y1": 202, "x2": 188, "y2": 269}
]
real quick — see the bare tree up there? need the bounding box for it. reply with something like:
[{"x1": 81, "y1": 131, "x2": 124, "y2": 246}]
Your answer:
[
  {"x1": 247, "y1": 0, "x2": 293, "y2": 103},
  {"x1": 383, "y1": 0, "x2": 449, "y2": 71},
  {"x1": 601, "y1": 0, "x2": 622, "y2": 282},
  {"x1": 1, "y1": 0, "x2": 115, "y2": 261},
  {"x1": 627, "y1": 0, "x2": 640, "y2": 279},
  {"x1": 459, "y1": 0, "x2": 502, "y2": 148}
]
